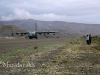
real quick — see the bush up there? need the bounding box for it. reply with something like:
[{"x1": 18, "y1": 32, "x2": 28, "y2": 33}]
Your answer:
[{"x1": 34, "y1": 46, "x2": 38, "y2": 50}]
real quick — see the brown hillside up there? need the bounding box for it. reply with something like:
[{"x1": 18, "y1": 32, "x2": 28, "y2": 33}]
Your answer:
[
  {"x1": 1, "y1": 19, "x2": 100, "y2": 37},
  {"x1": 0, "y1": 25, "x2": 26, "y2": 36}
]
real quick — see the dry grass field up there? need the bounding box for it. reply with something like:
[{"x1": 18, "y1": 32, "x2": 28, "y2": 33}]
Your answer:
[{"x1": 0, "y1": 37, "x2": 100, "y2": 75}]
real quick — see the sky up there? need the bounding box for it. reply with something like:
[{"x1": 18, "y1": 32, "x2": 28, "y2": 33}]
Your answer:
[{"x1": 0, "y1": 0, "x2": 100, "y2": 24}]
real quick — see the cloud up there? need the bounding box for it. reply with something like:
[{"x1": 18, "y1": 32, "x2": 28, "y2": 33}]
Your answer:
[
  {"x1": 0, "y1": 9, "x2": 32, "y2": 21},
  {"x1": 0, "y1": 8, "x2": 100, "y2": 24},
  {"x1": 0, "y1": 8, "x2": 67, "y2": 21}
]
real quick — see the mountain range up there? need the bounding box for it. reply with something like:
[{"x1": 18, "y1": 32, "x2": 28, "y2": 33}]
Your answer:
[{"x1": 0, "y1": 19, "x2": 100, "y2": 37}]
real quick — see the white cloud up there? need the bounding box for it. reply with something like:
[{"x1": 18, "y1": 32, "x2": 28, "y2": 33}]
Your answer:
[
  {"x1": 13, "y1": 9, "x2": 32, "y2": 19},
  {"x1": 0, "y1": 8, "x2": 67, "y2": 21},
  {"x1": 0, "y1": 9, "x2": 33, "y2": 20}
]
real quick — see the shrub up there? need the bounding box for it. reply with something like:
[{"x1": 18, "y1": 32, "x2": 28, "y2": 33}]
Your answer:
[{"x1": 34, "y1": 46, "x2": 38, "y2": 50}]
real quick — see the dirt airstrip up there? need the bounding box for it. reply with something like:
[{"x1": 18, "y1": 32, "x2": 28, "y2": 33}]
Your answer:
[
  {"x1": 0, "y1": 37, "x2": 100, "y2": 75},
  {"x1": 0, "y1": 38, "x2": 68, "y2": 54}
]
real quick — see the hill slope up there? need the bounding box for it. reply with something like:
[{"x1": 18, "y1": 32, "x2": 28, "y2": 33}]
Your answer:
[
  {"x1": 0, "y1": 25, "x2": 26, "y2": 36},
  {"x1": 1, "y1": 19, "x2": 100, "y2": 37}
]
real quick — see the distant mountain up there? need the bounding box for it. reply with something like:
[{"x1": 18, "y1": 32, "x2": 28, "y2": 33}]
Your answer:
[
  {"x1": 0, "y1": 22, "x2": 5, "y2": 27},
  {"x1": 1, "y1": 19, "x2": 100, "y2": 37}
]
